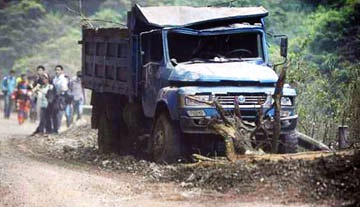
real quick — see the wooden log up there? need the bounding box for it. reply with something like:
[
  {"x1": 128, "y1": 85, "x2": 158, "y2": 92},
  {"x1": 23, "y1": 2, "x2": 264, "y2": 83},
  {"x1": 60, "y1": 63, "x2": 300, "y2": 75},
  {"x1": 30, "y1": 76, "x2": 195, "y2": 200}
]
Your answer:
[
  {"x1": 213, "y1": 100, "x2": 232, "y2": 126},
  {"x1": 210, "y1": 123, "x2": 238, "y2": 161},
  {"x1": 192, "y1": 154, "x2": 216, "y2": 162},
  {"x1": 296, "y1": 131, "x2": 333, "y2": 152},
  {"x1": 186, "y1": 95, "x2": 267, "y2": 159}
]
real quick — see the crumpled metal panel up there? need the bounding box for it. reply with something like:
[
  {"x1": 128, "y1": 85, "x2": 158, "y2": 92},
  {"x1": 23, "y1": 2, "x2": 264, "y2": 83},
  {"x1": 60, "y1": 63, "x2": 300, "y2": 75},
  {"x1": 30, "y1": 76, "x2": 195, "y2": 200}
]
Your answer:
[{"x1": 135, "y1": 4, "x2": 268, "y2": 27}]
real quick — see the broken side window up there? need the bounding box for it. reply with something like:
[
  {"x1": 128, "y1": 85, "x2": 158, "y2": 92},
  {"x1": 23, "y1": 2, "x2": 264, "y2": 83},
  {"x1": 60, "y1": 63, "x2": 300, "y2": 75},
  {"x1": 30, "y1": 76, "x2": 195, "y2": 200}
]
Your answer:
[{"x1": 141, "y1": 32, "x2": 163, "y2": 65}]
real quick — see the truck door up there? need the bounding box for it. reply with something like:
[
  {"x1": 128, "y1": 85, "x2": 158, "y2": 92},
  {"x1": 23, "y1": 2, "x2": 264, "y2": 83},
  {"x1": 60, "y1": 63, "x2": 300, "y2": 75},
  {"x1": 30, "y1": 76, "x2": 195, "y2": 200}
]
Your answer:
[{"x1": 140, "y1": 31, "x2": 164, "y2": 117}]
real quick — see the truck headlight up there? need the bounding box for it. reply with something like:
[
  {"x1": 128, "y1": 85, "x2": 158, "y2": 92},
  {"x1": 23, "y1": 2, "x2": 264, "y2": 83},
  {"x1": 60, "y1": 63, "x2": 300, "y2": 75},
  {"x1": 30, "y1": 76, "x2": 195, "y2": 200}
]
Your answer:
[
  {"x1": 281, "y1": 97, "x2": 292, "y2": 106},
  {"x1": 263, "y1": 96, "x2": 293, "y2": 107},
  {"x1": 185, "y1": 95, "x2": 211, "y2": 106},
  {"x1": 186, "y1": 110, "x2": 206, "y2": 117},
  {"x1": 280, "y1": 110, "x2": 291, "y2": 117}
]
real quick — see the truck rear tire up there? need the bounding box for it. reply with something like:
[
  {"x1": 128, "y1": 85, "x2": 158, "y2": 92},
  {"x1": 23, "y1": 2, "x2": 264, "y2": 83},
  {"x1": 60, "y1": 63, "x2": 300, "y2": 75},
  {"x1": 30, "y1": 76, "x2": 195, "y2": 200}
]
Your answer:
[
  {"x1": 98, "y1": 110, "x2": 122, "y2": 153},
  {"x1": 149, "y1": 112, "x2": 184, "y2": 163},
  {"x1": 278, "y1": 132, "x2": 298, "y2": 153}
]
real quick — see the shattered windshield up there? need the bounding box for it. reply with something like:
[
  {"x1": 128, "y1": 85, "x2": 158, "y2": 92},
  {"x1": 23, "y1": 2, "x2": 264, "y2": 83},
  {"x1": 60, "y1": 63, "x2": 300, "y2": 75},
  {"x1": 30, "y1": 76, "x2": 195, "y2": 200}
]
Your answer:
[{"x1": 167, "y1": 30, "x2": 264, "y2": 64}]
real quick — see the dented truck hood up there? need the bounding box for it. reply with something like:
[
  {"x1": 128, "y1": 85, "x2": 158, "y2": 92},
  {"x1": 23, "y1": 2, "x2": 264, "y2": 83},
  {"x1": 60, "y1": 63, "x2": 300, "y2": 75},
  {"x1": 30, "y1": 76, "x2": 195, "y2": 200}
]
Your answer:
[{"x1": 168, "y1": 61, "x2": 278, "y2": 83}]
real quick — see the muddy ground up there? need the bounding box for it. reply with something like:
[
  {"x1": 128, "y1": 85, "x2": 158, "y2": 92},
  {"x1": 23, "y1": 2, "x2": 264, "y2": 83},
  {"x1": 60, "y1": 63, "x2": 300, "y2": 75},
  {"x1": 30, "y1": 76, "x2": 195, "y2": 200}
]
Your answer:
[
  {"x1": 21, "y1": 122, "x2": 360, "y2": 206},
  {"x1": 1, "y1": 117, "x2": 272, "y2": 207},
  {"x1": 0, "y1": 115, "x2": 359, "y2": 206}
]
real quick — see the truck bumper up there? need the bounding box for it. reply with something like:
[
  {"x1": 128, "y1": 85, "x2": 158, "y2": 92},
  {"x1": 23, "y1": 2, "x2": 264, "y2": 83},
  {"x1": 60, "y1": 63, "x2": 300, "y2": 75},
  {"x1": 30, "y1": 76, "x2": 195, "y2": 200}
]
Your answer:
[{"x1": 179, "y1": 109, "x2": 298, "y2": 135}]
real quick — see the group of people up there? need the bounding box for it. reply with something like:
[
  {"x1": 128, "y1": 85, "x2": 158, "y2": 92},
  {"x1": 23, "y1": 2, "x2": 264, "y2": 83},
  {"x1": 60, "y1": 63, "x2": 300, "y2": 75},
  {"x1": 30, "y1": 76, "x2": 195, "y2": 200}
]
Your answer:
[
  {"x1": 2, "y1": 70, "x2": 34, "y2": 124},
  {"x1": 1, "y1": 65, "x2": 85, "y2": 135}
]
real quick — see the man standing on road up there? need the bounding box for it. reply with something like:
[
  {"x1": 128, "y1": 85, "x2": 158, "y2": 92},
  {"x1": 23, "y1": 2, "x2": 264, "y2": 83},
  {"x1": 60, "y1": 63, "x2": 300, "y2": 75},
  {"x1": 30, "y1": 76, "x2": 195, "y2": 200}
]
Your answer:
[
  {"x1": 31, "y1": 73, "x2": 54, "y2": 136},
  {"x1": 69, "y1": 71, "x2": 85, "y2": 121},
  {"x1": 1, "y1": 70, "x2": 17, "y2": 119},
  {"x1": 51, "y1": 65, "x2": 68, "y2": 134},
  {"x1": 31, "y1": 65, "x2": 48, "y2": 122},
  {"x1": 33, "y1": 65, "x2": 47, "y2": 87}
]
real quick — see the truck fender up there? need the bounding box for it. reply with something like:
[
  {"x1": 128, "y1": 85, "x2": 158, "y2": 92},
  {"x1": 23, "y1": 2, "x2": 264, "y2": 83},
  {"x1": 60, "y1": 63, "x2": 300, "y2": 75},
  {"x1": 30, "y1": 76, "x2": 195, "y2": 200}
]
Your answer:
[{"x1": 151, "y1": 87, "x2": 179, "y2": 120}]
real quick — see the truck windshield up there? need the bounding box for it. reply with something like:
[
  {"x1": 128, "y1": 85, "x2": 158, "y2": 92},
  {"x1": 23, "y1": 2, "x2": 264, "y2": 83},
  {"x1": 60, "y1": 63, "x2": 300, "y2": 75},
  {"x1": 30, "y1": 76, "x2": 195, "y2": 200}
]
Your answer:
[{"x1": 167, "y1": 30, "x2": 264, "y2": 64}]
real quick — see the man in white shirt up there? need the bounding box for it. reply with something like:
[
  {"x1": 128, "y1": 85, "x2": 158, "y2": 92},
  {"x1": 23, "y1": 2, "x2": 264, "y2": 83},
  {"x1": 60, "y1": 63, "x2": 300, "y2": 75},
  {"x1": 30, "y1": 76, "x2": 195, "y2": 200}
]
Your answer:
[
  {"x1": 51, "y1": 65, "x2": 69, "y2": 133},
  {"x1": 53, "y1": 65, "x2": 69, "y2": 95}
]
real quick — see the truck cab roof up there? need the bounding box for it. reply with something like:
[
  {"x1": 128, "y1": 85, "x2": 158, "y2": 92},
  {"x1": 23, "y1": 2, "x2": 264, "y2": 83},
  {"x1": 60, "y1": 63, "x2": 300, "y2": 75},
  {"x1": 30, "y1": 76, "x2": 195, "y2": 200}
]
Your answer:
[{"x1": 129, "y1": 4, "x2": 268, "y2": 33}]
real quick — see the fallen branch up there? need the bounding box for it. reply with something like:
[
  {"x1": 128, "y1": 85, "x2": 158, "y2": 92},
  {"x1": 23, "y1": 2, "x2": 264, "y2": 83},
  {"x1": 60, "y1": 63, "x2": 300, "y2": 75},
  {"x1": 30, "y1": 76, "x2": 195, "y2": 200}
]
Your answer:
[
  {"x1": 187, "y1": 95, "x2": 267, "y2": 160},
  {"x1": 210, "y1": 123, "x2": 238, "y2": 161},
  {"x1": 192, "y1": 154, "x2": 216, "y2": 162},
  {"x1": 296, "y1": 131, "x2": 334, "y2": 152}
]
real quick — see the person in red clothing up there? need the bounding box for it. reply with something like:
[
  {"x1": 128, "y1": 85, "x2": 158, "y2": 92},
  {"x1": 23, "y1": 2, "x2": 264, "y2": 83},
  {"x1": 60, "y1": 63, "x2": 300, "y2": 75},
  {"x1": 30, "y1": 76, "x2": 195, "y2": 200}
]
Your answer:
[{"x1": 14, "y1": 74, "x2": 32, "y2": 124}]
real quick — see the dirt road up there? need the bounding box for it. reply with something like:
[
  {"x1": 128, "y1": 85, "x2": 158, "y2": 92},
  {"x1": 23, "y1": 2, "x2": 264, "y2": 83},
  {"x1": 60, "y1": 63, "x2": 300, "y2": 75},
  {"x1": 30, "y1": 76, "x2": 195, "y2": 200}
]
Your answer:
[{"x1": 0, "y1": 113, "x2": 331, "y2": 207}]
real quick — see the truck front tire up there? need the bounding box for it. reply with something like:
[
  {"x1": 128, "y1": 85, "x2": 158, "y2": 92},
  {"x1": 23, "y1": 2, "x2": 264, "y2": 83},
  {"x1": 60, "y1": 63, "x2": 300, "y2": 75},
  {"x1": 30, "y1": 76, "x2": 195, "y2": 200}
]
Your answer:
[
  {"x1": 254, "y1": 132, "x2": 298, "y2": 153},
  {"x1": 149, "y1": 112, "x2": 184, "y2": 163},
  {"x1": 278, "y1": 132, "x2": 298, "y2": 153}
]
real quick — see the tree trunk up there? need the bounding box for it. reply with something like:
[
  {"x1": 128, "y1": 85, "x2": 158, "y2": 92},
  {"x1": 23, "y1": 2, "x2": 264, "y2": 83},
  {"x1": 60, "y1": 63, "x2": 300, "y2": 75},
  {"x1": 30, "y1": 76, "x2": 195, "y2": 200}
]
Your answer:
[
  {"x1": 272, "y1": 63, "x2": 287, "y2": 153},
  {"x1": 338, "y1": 125, "x2": 350, "y2": 149}
]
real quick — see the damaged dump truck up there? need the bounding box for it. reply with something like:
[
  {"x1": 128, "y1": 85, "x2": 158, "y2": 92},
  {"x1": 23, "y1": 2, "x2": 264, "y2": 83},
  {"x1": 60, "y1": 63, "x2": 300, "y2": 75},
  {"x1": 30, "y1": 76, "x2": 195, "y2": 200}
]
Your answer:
[{"x1": 80, "y1": 4, "x2": 299, "y2": 163}]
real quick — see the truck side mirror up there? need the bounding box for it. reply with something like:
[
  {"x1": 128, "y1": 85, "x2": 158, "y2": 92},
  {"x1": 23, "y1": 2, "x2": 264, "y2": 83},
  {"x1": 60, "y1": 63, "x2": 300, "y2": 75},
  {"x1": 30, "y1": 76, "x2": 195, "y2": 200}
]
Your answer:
[{"x1": 280, "y1": 37, "x2": 288, "y2": 58}]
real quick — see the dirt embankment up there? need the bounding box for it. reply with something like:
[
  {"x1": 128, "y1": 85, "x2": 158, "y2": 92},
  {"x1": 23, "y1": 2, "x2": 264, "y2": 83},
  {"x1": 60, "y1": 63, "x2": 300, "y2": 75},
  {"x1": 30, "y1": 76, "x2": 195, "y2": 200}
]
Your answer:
[{"x1": 22, "y1": 123, "x2": 360, "y2": 207}]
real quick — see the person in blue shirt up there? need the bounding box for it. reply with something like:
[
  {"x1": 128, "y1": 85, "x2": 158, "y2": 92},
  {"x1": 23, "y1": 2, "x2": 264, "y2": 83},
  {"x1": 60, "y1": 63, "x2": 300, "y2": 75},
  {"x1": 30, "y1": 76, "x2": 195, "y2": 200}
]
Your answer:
[{"x1": 1, "y1": 70, "x2": 17, "y2": 119}]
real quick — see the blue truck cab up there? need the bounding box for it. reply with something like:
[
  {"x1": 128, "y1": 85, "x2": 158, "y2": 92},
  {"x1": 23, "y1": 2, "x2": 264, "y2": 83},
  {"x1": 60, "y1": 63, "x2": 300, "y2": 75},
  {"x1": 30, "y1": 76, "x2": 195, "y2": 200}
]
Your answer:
[{"x1": 81, "y1": 5, "x2": 298, "y2": 162}]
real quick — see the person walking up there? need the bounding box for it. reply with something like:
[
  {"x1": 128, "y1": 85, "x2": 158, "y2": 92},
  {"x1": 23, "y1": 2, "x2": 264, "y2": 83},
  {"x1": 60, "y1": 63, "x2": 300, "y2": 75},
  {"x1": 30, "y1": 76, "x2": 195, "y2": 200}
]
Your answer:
[
  {"x1": 64, "y1": 74, "x2": 73, "y2": 127},
  {"x1": 31, "y1": 65, "x2": 49, "y2": 122},
  {"x1": 69, "y1": 71, "x2": 85, "y2": 121},
  {"x1": 33, "y1": 65, "x2": 47, "y2": 86},
  {"x1": 28, "y1": 76, "x2": 37, "y2": 122},
  {"x1": 51, "y1": 65, "x2": 68, "y2": 134},
  {"x1": 34, "y1": 74, "x2": 53, "y2": 135},
  {"x1": 14, "y1": 74, "x2": 31, "y2": 124},
  {"x1": 1, "y1": 70, "x2": 17, "y2": 119}
]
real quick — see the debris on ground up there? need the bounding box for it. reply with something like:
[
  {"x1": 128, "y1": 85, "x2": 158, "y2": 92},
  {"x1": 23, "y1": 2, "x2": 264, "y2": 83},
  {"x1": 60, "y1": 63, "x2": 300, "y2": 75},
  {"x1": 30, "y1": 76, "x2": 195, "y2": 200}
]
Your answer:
[{"x1": 24, "y1": 123, "x2": 360, "y2": 206}]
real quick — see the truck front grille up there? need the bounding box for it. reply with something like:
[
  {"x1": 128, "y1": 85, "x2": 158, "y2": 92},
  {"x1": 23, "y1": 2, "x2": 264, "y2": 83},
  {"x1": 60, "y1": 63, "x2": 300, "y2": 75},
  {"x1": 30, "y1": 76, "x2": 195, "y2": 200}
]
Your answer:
[{"x1": 215, "y1": 94, "x2": 267, "y2": 106}]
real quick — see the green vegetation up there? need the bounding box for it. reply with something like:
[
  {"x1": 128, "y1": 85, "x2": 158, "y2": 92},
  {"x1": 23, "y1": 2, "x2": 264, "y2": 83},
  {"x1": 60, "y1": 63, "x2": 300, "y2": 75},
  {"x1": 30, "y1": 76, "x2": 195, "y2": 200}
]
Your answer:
[{"x1": 0, "y1": 0, "x2": 358, "y2": 141}]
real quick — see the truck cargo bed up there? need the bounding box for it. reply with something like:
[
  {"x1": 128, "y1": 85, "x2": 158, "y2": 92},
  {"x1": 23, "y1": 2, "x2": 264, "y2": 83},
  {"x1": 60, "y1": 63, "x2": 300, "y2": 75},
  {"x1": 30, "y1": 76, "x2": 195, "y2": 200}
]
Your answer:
[{"x1": 81, "y1": 28, "x2": 133, "y2": 95}]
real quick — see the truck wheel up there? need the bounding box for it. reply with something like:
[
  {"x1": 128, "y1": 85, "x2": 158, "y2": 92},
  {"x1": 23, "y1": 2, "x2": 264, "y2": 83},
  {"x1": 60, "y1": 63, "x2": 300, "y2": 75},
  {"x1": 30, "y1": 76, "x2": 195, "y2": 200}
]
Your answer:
[
  {"x1": 149, "y1": 113, "x2": 183, "y2": 163},
  {"x1": 254, "y1": 135, "x2": 272, "y2": 152},
  {"x1": 98, "y1": 110, "x2": 118, "y2": 153},
  {"x1": 278, "y1": 132, "x2": 298, "y2": 153}
]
